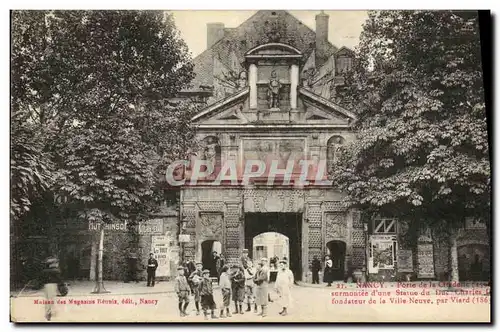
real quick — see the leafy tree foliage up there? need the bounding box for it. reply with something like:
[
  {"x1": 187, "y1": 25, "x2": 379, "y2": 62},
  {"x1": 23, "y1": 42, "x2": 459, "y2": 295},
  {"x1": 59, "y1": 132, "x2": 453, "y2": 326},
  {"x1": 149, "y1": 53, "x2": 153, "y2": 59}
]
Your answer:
[
  {"x1": 333, "y1": 11, "x2": 490, "y2": 279},
  {"x1": 11, "y1": 10, "x2": 197, "y2": 223}
]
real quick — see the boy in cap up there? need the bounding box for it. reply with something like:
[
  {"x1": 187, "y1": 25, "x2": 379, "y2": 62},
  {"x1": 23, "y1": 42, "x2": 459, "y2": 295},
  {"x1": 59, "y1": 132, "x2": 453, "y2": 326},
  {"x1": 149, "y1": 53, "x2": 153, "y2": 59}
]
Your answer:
[
  {"x1": 174, "y1": 266, "x2": 190, "y2": 316},
  {"x1": 244, "y1": 259, "x2": 258, "y2": 313},
  {"x1": 200, "y1": 269, "x2": 217, "y2": 320},
  {"x1": 188, "y1": 262, "x2": 203, "y2": 315},
  {"x1": 218, "y1": 265, "x2": 232, "y2": 318},
  {"x1": 230, "y1": 264, "x2": 245, "y2": 314}
]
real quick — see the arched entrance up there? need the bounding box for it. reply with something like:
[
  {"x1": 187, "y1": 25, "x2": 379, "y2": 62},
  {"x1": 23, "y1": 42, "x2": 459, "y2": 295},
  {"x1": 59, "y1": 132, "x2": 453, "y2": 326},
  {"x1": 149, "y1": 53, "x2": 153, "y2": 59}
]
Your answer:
[
  {"x1": 252, "y1": 232, "x2": 290, "y2": 263},
  {"x1": 201, "y1": 240, "x2": 222, "y2": 277},
  {"x1": 326, "y1": 240, "x2": 346, "y2": 281},
  {"x1": 244, "y1": 212, "x2": 302, "y2": 281}
]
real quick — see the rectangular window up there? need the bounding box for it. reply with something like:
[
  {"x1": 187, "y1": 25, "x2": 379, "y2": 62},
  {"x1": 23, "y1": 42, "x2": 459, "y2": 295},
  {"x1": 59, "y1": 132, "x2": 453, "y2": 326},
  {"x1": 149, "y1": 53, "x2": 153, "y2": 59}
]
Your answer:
[{"x1": 373, "y1": 218, "x2": 397, "y2": 234}]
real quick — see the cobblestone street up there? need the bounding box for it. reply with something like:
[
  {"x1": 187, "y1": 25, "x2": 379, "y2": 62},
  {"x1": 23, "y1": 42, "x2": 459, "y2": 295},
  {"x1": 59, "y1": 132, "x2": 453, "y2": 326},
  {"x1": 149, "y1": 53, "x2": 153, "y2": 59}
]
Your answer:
[{"x1": 11, "y1": 282, "x2": 490, "y2": 323}]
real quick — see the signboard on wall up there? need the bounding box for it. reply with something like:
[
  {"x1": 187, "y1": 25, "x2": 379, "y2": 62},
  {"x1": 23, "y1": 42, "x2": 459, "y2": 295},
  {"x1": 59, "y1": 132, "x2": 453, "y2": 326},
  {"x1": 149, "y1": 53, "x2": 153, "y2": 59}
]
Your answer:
[
  {"x1": 369, "y1": 235, "x2": 397, "y2": 270},
  {"x1": 139, "y1": 219, "x2": 164, "y2": 235},
  {"x1": 417, "y1": 243, "x2": 435, "y2": 278},
  {"x1": 151, "y1": 236, "x2": 169, "y2": 277},
  {"x1": 398, "y1": 249, "x2": 414, "y2": 272}
]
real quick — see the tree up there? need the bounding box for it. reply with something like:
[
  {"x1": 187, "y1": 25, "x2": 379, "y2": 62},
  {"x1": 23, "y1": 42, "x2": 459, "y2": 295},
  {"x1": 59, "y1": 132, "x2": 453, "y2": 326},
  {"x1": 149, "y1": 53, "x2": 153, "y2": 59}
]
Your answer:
[
  {"x1": 11, "y1": 10, "x2": 197, "y2": 292},
  {"x1": 333, "y1": 11, "x2": 490, "y2": 282}
]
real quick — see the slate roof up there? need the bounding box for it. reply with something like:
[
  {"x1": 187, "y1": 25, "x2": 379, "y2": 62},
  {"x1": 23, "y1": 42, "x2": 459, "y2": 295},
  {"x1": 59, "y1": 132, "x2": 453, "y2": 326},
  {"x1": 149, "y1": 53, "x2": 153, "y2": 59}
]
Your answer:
[{"x1": 187, "y1": 10, "x2": 339, "y2": 91}]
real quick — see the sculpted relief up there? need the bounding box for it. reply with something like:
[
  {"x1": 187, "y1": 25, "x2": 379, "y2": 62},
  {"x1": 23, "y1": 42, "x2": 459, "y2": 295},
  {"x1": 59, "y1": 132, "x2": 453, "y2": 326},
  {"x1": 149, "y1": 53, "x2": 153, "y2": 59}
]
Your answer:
[
  {"x1": 325, "y1": 212, "x2": 347, "y2": 241},
  {"x1": 199, "y1": 213, "x2": 223, "y2": 239}
]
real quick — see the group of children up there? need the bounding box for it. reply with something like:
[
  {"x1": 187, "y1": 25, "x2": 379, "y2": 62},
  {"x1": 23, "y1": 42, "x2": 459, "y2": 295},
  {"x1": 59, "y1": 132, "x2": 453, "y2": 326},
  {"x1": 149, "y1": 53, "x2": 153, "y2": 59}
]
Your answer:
[{"x1": 174, "y1": 259, "x2": 259, "y2": 320}]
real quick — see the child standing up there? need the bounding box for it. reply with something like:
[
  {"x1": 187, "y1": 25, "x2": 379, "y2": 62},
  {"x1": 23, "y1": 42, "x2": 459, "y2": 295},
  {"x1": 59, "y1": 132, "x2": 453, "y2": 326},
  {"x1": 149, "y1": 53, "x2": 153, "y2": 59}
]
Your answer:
[
  {"x1": 174, "y1": 266, "x2": 190, "y2": 316},
  {"x1": 200, "y1": 269, "x2": 217, "y2": 320},
  {"x1": 231, "y1": 264, "x2": 246, "y2": 314},
  {"x1": 244, "y1": 260, "x2": 258, "y2": 313},
  {"x1": 188, "y1": 262, "x2": 203, "y2": 315},
  {"x1": 218, "y1": 265, "x2": 232, "y2": 318}
]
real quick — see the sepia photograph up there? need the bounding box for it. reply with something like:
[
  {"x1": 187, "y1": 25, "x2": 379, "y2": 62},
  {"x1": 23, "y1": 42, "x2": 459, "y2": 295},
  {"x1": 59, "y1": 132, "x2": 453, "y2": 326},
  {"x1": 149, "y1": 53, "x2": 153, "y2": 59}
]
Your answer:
[{"x1": 9, "y1": 7, "x2": 491, "y2": 323}]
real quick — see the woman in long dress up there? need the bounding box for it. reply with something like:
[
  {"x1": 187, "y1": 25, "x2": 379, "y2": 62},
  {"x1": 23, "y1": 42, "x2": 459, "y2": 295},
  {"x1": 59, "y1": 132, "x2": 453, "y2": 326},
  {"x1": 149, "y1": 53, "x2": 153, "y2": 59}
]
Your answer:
[
  {"x1": 323, "y1": 255, "x2": 334, "y2": 287},
  {"x1": 275, "y1": 259, "x2": 294, "y2": 316}
]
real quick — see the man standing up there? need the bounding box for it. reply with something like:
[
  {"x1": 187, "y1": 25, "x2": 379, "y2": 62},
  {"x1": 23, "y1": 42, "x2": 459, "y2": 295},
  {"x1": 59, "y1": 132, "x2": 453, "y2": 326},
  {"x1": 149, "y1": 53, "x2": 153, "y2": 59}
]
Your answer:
[
  {"x1": 146, "y1": 253, "x2": 158, "y2": 287},
  {"x1": 240, "y1": 249, "x2": 250, "y2": 268},
  {"x1": 188, "y1": 262, "x2": 204, "y2": 315},
  {"x1": 185, "y1": 257, "x2": 196, "y2": 291},
  {"x1": 311, "y1": 255, "x2": 321, "y2": 284},
  {"x1": 217, "y1": 254, "x2": 225, "y2": 277},
  {"x1": 210, "y1": 251, "x2": 220, "y2": 280},
  {"x1": 323, "y1": 255, "x2": 334, "y2": 287},
  {"x1": 42, "y1": 256, "x2": 61, "y2": 321},
  {"x1": 254, "y1": 257, "x2": 269, "y2": 317},
  {"x1": 275, "y1": 259, "x2": 294, "y2": 316}
]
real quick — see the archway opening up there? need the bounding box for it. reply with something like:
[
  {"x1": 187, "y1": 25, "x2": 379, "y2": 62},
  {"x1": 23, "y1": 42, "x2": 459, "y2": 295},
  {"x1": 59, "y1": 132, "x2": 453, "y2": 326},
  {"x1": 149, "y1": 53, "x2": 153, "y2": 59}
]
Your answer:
[
  {"x1": 326, "y1": 240, "x2": 346, "y2": 281},
  {"x1": 245, "y1": 212, "x2": 302, "y2": 281},
  {"x1": 252, "y1": 232, "x2": 290, "y2": 264},
  {"x1": 201, "y1": 240, "x2": 222, "y2": 277}
]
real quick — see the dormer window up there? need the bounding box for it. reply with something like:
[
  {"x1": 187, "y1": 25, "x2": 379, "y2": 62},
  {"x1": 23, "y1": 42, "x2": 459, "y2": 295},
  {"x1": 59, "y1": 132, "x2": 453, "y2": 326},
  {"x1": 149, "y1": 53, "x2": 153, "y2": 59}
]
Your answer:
[
  {"x1": 336, "y1": 55, "x2": 353, "y2": 74},
  {"x1": 335, "y1": 47, "x2": 354, "y2": 75}
]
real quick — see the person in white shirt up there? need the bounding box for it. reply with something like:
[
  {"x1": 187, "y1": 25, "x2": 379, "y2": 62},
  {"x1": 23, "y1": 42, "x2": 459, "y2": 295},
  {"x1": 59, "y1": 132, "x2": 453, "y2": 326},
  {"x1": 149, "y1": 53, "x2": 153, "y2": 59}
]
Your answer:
[{"x1": 275, "y1": 259, "x2": 294, "y2": 316}]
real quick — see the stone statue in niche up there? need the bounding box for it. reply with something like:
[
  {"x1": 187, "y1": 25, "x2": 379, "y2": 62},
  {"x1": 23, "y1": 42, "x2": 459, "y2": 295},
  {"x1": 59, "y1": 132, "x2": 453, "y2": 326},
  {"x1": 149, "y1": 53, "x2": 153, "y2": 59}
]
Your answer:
[
  {"x1": 201, "y1": 136, "x2": 220, "y2": 176},
  {"x1": 267, "y1": 70, "x2": 282, "y2": 109},
  {"x1": 327, "y1": 136, "x2": 345, "y2": 172},
  {"x1": 237, "y1": 71, "x2": 247, "y2": 89}
]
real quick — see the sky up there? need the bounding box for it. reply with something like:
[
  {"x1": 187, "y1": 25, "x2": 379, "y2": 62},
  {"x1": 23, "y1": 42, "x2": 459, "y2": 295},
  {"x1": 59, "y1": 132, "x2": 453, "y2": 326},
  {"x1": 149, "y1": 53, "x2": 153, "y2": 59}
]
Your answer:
[{"x1": 169, "y1": 10, "x2": 369, "y2": 58}]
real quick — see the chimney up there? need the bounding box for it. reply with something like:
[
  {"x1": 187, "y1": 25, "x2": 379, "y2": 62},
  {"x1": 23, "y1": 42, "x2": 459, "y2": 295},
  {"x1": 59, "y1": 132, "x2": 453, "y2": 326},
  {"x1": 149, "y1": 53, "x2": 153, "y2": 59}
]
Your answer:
[
  {"x1": 315, "y1": 11, "x2": 329, "y2": 68},
  {"x1": 207, "y1": 23, "x2": 225, "y2": 49}
]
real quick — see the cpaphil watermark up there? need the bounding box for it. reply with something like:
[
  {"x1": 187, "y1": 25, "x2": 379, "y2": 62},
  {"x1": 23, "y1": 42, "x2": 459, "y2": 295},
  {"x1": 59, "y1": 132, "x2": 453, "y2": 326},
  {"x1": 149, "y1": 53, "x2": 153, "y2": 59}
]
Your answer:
[{"x1": 165, "y1": 158, "x2": 333, "y2": 187}]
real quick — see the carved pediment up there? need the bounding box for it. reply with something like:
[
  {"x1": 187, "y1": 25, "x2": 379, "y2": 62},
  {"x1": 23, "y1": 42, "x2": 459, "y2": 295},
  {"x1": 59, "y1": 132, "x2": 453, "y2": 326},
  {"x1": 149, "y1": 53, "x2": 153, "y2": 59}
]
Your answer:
[
  {"x1": 191, "y1": 87, "x2": 249, "y2": 125},
  {"x1": 303, "y1": 102, "x2": 350, "y2": 124}
]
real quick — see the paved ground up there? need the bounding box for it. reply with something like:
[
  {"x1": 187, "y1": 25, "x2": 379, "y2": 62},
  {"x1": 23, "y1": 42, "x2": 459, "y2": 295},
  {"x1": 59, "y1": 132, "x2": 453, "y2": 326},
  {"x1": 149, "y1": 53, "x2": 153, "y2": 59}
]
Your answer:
[{"x1": 10, "y1": 281, "x2": 490, "y2": 323}]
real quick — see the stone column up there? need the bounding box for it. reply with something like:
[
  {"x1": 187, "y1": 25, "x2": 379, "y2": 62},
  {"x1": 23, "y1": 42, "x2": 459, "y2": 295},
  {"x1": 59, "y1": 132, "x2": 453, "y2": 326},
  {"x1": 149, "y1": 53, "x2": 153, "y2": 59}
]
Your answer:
[
  {"x1": 290, "y1": 64, "x2": 299, "y2": 109},
  {"x1": 249, "y1": 63, "x2": 258, "y2": 109},
  {"x1": 182, "y1": 203, "x2": 197, "y2": 261},
  {"x1": 224, "y1": 202, "x2": 241, "y2": 266},
  {"x1": 89, "y1": 240, "x2": 97, "y2": 281}
]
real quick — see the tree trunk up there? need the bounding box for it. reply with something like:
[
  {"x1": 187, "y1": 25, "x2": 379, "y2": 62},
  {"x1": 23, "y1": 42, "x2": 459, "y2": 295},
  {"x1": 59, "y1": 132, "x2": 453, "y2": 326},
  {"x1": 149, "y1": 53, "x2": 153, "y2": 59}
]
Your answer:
[
  {"x1": 449, "y1": 228, "x2": 459, "y2": 283},
  {"x1": 92, "y1": 227, "x2": 109, "y2": 293}
]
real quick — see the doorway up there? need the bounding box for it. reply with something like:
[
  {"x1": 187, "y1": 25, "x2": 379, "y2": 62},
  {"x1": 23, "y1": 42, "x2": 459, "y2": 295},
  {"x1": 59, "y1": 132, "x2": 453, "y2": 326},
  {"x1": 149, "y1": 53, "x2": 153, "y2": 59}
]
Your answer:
[
  {"x1": 201, "y1": 240, "x2": 222, "y2": 277},
  {"x1": 245, "y1": 212, "x2": 302, "y2": 281},
  {"x1": 326, "y1": 240, "x2": 346, "y2": 281}
]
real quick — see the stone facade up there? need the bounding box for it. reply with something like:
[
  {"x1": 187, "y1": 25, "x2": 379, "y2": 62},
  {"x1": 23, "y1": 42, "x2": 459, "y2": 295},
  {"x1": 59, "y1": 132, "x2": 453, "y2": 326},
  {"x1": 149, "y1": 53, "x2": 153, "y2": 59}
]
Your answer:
[{"x1": 181, "y1": 187, "x2": 364, "y2": 280}]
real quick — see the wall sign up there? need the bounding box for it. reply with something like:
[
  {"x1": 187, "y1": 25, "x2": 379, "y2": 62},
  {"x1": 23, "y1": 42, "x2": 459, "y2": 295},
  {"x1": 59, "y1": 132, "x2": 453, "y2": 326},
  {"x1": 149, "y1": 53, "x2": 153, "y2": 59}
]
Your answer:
[
  {"x1": 398, "y1": 249, "x2": 414, "y2": 273},
  {"x1": 138, "y1": 219, "x2": 164, "y2": 235},
  {"x1": 417, "y1": 243, "x2": 435, "y2": 278},
  {"x1": 369, "y1": 235, "x2": 397, "y2": 270},
  {"x1": 151, "y1": 236, "x2": 169, "y2": 277}
]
